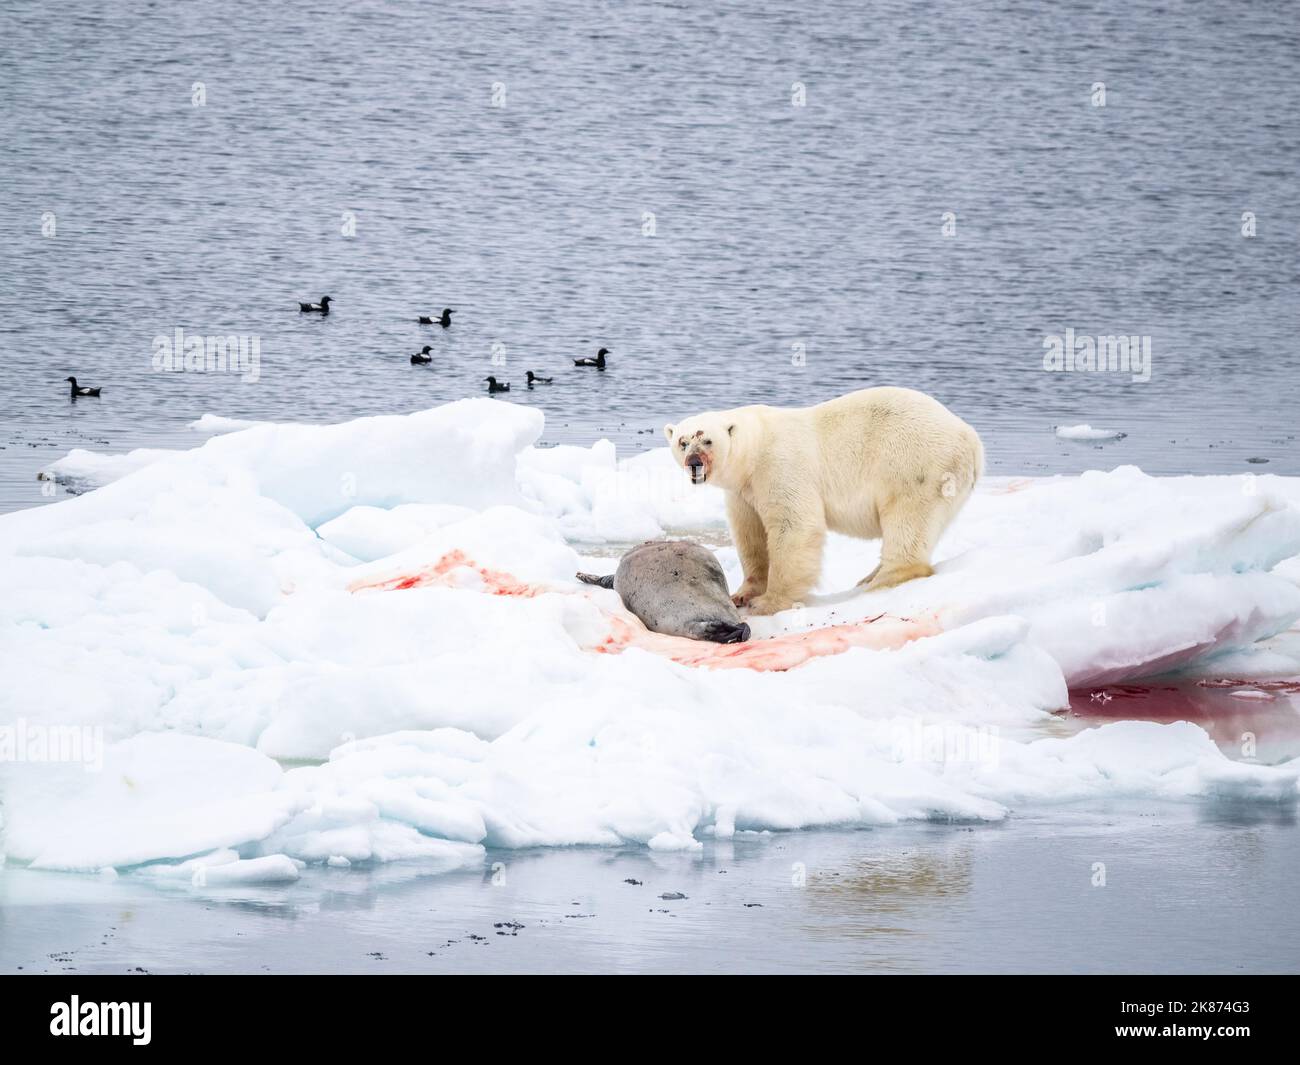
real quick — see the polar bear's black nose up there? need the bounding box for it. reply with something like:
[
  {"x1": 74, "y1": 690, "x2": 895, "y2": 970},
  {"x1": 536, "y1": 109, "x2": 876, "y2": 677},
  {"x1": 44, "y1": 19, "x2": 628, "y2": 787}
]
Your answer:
[{"x1": 686, "y1": 454, "x2": 704, "y2": 470}]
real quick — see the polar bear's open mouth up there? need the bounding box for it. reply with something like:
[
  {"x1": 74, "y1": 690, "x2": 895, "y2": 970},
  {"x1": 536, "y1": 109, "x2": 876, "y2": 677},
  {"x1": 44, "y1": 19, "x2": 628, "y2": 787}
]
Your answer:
[
  {"x1": 684, "y1": 448, "x2": 711, "y2": 484},
  {"x1": 686, "y1": 454, "x2": 712, "y2": 484}
]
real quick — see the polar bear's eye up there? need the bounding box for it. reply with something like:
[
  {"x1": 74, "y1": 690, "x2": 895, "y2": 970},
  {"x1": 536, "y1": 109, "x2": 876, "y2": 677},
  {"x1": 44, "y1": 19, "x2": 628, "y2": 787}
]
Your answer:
[
  {"x1": 703, "y1": 439, "x2": 712, "y2": 446},
  {"x1": 679, "y1": 440, "x2": 687, "y2": 449}
]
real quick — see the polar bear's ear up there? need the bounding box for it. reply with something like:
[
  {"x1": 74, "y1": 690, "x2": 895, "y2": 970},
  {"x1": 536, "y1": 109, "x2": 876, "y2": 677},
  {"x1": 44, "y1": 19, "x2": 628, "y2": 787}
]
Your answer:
[{"x1": 663, "y1": 424, "x2": 675, "y2": 442}]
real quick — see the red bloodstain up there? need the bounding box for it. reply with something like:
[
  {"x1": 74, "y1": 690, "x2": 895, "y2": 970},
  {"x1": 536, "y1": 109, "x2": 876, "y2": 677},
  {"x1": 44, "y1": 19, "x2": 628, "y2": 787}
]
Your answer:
[
  {"x1": 350, "y1": 551, "x2": 939, "y2": 672},
  {"x1": 348, "y1": 549, "x2": 542, "y2": 597},
  {"x1": 593, "y1": 611, "x2": 940, "y2": 672}
]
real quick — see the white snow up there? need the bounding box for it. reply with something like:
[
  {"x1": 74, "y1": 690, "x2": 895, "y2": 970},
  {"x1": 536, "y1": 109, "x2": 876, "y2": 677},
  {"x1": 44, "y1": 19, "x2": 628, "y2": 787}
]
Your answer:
[{"x1": 4, "y1": 400, "x2": 1300, "y2": 877}]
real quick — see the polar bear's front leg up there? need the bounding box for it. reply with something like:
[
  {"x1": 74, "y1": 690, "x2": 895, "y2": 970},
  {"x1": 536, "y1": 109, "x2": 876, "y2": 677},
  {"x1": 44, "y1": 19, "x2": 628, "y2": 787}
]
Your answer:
[
  {"x1": 727, "y1": 494, "x2": 769, "y2": 606},
  {"x1": 748, "y1": 507, "x2": 825, "y2": 615}
]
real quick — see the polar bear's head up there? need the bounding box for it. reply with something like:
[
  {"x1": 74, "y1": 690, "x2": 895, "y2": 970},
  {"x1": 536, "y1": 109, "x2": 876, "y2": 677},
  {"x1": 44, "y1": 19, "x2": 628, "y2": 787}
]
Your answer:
[{"x1": 663, "y1": 416, "x2": 737, "y2": 487}]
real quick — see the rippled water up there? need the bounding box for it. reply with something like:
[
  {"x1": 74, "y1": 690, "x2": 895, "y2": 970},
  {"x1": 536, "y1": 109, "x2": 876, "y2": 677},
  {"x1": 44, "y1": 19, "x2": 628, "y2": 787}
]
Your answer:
[
  {"x1": 3, "y1": 0, "x2": 1299, "y2": 513},
  {"x1": 4, "y1": 806, "x2": 1298, "y2": 974}
]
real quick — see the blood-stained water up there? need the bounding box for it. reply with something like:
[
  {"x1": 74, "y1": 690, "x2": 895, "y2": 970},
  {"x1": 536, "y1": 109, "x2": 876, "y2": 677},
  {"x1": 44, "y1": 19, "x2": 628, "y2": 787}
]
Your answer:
[{"x1": 1064, "y1": 679, "x2": 1300, "y2": 762}]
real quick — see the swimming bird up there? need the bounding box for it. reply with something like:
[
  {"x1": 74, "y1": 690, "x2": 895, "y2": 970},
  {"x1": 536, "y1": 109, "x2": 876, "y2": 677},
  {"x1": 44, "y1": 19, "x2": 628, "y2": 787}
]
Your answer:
[
  {"x1": 411, "y1": 346, "x2": 433, "y2": 364},
  {"x1": 299, "y1": 296, "x2": 333, "y2": 313},
  {"x1": 418, "y1": 308, "x2": 455, "y2": 327},
  {"x1": 526, "y1": 371, "x2": 553, "y2": 387},
  {"x1": 65, "y1": 376, "x2": 101, "y2": 397},
  {"x1": 485, "y1": 376, "x2": 510, "y2": 393},
  {"x1": 574, "y1": 347, "x2": 608, "y2": 369}
]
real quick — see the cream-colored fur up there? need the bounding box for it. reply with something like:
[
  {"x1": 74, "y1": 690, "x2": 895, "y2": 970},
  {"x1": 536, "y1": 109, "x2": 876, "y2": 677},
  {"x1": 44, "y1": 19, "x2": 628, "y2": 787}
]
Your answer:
[{"x1": 664, "y1": 387, "x2": 984, "y2": 615}]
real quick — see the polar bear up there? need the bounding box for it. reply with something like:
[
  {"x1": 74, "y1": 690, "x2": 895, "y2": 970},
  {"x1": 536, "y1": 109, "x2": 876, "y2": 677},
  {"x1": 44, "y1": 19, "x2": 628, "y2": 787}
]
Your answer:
[{"x1": 664, "y1": 387, "x2": 983, "y2": 615}]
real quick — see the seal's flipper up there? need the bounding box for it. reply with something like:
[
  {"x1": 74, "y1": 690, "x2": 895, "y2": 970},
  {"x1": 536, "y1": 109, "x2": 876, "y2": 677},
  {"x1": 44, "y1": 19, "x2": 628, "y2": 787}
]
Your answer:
[
  {"x1": 687, "y1": 619, "x2": 752, "y2": 644},
  {"x1": 576, "y1": 572, "x2": 616, "y2": 589}
]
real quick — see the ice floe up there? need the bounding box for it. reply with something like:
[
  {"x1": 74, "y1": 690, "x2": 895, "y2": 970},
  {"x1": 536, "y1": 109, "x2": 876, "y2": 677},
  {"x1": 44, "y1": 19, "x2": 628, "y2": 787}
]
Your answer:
[{"x1": 2, "y1": 400, "x2": 1298, "y2": 875}]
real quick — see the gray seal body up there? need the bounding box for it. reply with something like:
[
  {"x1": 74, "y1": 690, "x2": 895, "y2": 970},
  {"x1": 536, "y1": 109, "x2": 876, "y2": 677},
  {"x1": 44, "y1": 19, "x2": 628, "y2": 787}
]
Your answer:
[{"x1": 578, "y1": 540, "x2": 751, "y2": 644}]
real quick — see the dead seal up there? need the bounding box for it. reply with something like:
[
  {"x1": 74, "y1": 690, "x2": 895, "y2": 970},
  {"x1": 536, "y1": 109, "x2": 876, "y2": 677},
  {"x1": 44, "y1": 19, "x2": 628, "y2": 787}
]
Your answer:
[{"x1": 578, "y1": 540, "x2": 751, "y2": 644}]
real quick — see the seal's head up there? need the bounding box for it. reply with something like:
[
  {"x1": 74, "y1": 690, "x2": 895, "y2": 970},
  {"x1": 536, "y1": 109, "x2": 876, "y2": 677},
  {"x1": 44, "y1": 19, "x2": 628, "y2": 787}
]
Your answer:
[{"x1": 664, "y1": 416, "x2": 737, "y2": 487}]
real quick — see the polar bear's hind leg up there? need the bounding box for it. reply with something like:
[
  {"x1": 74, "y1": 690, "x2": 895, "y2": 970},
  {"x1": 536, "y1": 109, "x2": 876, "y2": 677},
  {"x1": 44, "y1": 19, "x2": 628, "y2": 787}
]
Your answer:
[
  {"x1": 860, "y1": 481, "x2": 962, "y2": 591},
  {"x1": 861, "y1": 509, "x2": 938, "y2": 589},
  {"x1": 863, "y1": 455, "x2": 977, "y2": 595}
]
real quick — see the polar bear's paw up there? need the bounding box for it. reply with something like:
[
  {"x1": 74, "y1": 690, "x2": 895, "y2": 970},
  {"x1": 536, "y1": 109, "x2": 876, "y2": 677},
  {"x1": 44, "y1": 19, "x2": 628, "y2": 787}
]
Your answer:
[
  {"x1": 748, "y1": 592, "x2": 797, "y2": 616},
  {"x1": 860, "y1": 562, "x2": 934, "y2": 591}
]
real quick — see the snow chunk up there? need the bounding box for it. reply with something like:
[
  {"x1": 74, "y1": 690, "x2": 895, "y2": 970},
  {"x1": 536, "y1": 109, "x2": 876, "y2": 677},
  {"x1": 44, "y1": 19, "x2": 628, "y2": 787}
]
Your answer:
[
  {"x1": 188, "y1": 414, "x2": 266, "y2": 433},
  {"x1": 518, "y1": 441, "x2": 726, "y2": 542},
  {"x1": 3, "y1": 733, "x2": 306, "y2": 871},
  {"x1": 136, "y1": 850, "x2": 302, "y2": 885},
  {"x1": 39, "y1": 447, "x2": 179, "y2": 491},
  {"x1": 1056, "y1": 424, "x2": 1127, "y2": 441}
]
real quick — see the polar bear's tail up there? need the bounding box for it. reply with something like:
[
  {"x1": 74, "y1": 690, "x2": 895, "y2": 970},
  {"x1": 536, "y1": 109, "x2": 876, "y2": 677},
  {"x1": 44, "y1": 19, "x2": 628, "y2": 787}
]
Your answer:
[{"x1": 942, "y1": 426, "x2": 984, "y2": 501}]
